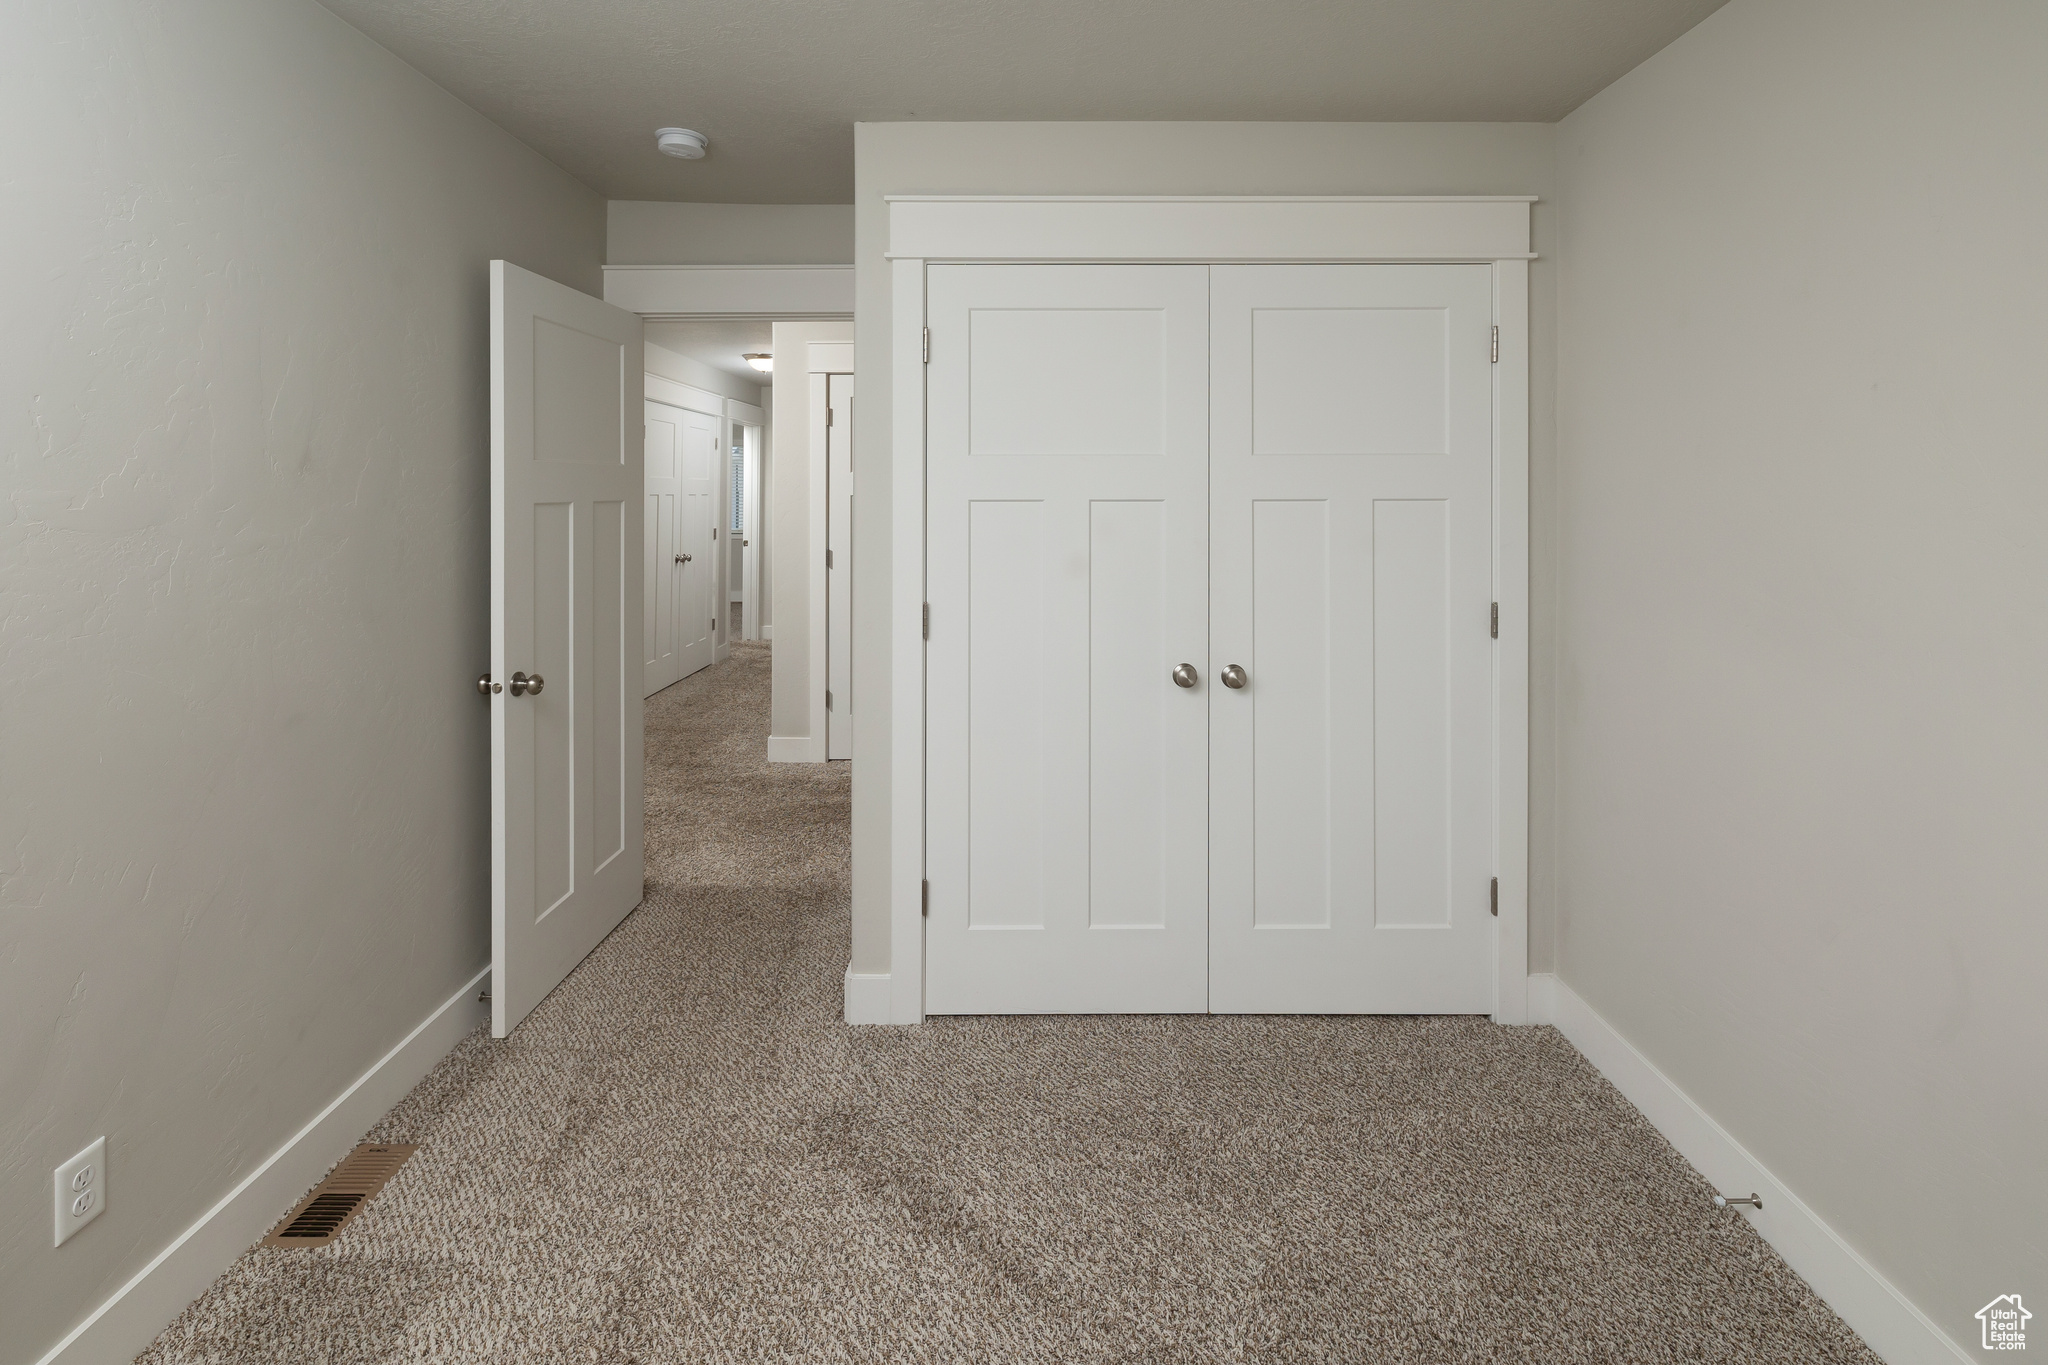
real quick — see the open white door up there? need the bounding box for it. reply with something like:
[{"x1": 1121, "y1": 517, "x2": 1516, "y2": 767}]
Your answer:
[{"x1": 491, "y1": 260, "x2": 645, "y2": 1037}]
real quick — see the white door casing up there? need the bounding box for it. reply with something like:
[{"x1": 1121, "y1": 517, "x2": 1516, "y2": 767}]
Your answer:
[
  {"x1": 924, "y1": 264, "x2": 1211, "y2": 1013},
  {"x1": 826, "y1": 376, "x2": 854, "y2": 761},
  {"x1": 888, "y1": 197, "x2": 1534, "y2": 1028},
  {"x1": 643, "y1": 402, "x2": 684, "y2": 697},
  {"x1": 491, "y1": 260, "x2": 645, "y2": 1037},
  {"x1": 1208, "y1": 264, "x2": 1497, "y2": 1013}
]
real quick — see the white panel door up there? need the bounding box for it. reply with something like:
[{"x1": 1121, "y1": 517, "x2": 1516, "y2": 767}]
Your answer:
[
  {"x1": 643, "y1": 401, "x2": 684, "y2": 697},
  {"x1": 1208, "y1": 264, "x2": 1496, "y2": 1014},
  {"x1": 490, "y1": 260, "x2": 645, "y2": 1036},
  {"x1": 676, "y1": 408, "x2": 718, "y2": 679},
  {"x1": 925, "y1": 264, "x2": 1210, "y2": 1014},
  {"x1": 826, "y1": 376, "x2": 853, "y2": 761}
]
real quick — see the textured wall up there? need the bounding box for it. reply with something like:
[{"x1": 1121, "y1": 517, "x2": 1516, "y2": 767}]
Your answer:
[
  {"x1": 851, "y1": 122, "x2": 1559, "y2": 980},
  {"x1": 0, "y1": 1, "x2": 602, "y2": 1356},
  {"x1": 1554, "y1": 0, "x2": 2048, "y2": 1348},
  {"x1": 608, "y1": 202, "x2": 854, "y2": 265}
]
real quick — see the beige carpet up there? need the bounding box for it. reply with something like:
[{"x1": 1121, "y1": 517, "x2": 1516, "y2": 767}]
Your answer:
[{"x1": 139, "y1": 642, "x2": 1879, "y2": 1364}]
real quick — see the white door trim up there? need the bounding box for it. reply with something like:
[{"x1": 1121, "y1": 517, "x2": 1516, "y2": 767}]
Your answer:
[{"x1": 887, "y1": 196, "x2": 1534, "y2": 1026}]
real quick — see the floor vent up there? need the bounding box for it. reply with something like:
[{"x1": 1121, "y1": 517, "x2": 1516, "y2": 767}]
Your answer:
[{"x1": 262, "y1": 1143, "x2": 417, "y2": 1248}]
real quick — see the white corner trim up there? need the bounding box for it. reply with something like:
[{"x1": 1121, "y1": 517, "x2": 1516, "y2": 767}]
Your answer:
[
  {"x1": 601, "y1": 264, "x2": 854, "y2": 318},
  {"x1": 761, "y1": 624, "x2": 773, "y2": 640},
  {"x1": 766, "y1": 734, "x2": 824, "y2": 763},
  {"x1": 842, "y1": 967, "x2": 893, "y2": 1025},
  {"x1": 35, "y1": 968, "x2": 490, "y2": 1365},
  {"x1": 1531, "y1": 974, "x2": 1971, "y2": 1365}
]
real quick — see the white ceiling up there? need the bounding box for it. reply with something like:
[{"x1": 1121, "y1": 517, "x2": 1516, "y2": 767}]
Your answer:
[
  {"x1": 319, "y1": 0, "x2": 1727, "y2": 202},
  {"x1": 647, "y1": 319, "x2": 775, "y2": 387}
]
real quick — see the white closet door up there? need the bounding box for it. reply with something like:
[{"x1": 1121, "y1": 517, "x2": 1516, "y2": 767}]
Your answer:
[
  {"x1": 676, "y1": 408, "x2": 718, "y2": 679},
  {"x1": 643, "y1": 402, "x2": 684, "y2": 697},
  {"x1": 490, "y1": 260, "x2": 644, "y2": 1036},
  {"x1": 825, "y1": 376, "x2": 853, "y2": 760},
  {"x1": 925, "y1": 264, "x2": 1210, "y2": 1014},
  {"x1": 1208, "y1": 264, "x2": 1496, "y2": 1014}
]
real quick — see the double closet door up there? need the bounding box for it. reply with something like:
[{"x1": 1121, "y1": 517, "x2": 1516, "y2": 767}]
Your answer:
[{"x1": 924, "y1": 263, "x2": 1497, "y2": 1015}]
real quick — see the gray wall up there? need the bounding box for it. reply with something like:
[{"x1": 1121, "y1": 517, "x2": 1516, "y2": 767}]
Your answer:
[
  {"x1": 768, "y1": 322, "x2": 854, "y2": 741},
  {"x1": 1554, "y1": 0, "x2": 2048, "y2": 1348},
  {"x1": 0, "y1": 0, "x2": 602, "y2": 1356},
  {"x1": 608, "y1": 202, "x2": 855, "y2": 265},
  {"x1": 851, "y1": 122, "x2": 1559, "y2": 977},
  {"x1": 643, "y1": 338, "x2": 764, "y2": 405}
]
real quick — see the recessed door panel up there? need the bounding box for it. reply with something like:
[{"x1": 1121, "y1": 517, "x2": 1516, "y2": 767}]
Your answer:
[
  {"x1": 532, "y1": 500, "x2": 575, "y2": 921},
  {"x1": 1089, "y1": 499, "x2": 1168, "y2": 929},
  {"x1": 926, "y1": 264, "x2": 1210, "y2": 1014},
  {"x1": 1373, "y1": 499, "x2": 1451, "y2": 928},
  {"x1": 1252, "y1": 308, "x2": 1449, "y2": 456},
  {"x1": 1250, "y1": 499, "x2": 1332, "y2": 929},
  {"x1": 969, "y1": 309, "x2": 1164, "y2": 456},
  {"x1": 968, "y1": 500, "x2": 1046, "y2": 929}
]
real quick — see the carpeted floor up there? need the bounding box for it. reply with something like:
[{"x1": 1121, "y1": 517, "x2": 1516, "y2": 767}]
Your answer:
[{"x1": 138, "y1": 642, "x2": 1879, "y2": 1364}]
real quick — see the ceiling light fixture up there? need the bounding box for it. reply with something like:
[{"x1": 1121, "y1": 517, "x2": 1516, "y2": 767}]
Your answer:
[
  {"x1": 743, "y1": 354, "x2": 773, "y2": 373},
  {"x1": 655, "y1": 128, "x2": 707, "y2": 159}
]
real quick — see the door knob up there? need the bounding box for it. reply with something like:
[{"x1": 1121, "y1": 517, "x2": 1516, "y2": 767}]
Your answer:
[
  {"x1": 675, "y1": 553, "x2": 691, "y2": 564},
  {"x1": 1221, "y1": 664, "x2": 1248, "y2": 689},
  {"x1": 1172, "y1": 663, "x2": 1198, "y2": 689},
  {"x1": 510, "y1": 671, "x2": 544, "y2": 696},
  {"x1": 476, "y1": 673, "x2": 501, "y2": 696}
]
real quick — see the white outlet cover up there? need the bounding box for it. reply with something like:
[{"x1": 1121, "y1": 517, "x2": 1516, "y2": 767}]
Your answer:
[{"x1": 54, "y1": 1137, "x2": 105, "y2": 1247}]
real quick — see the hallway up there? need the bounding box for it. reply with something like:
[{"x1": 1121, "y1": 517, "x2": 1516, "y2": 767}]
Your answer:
[{"x1": 137, "y1": 644, "x2": 1876, "y2": 1363}]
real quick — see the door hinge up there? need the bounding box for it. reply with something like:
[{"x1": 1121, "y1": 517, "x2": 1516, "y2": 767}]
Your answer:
[
  {"x1": 922, "y1": 327, "x2": 930, "y2": 364},
  {"x1": 921, "y1": 879, "x2": 930, "y2": 917},
  {"x1": 826, "y1": 405, "x2": 833, "y2": 427},
  {"x1": 1491, "y1": 877, "x2": 1499, "y2": 917},
  {"x1": 711, "y1": 617, "x2": 717, "y2": 632},
  {"x1": 712, "y1": 526, "x2": 718, "y2": 539},
  {"x1": 826, "y1": 548, "x2": 833, "y2": 569},
  {"x1": 922, "y1": 602, "x2": 930, "y2": 639},
  {"x1": 1491, "y1": 326, "x2": 1500, "y2": 363},
  {"x1": 826, "y1": 689, "x2": 833, "y2": 711},
  {"x1": 1491, "y1": 602, "x2": 1499, "y2": 638}
]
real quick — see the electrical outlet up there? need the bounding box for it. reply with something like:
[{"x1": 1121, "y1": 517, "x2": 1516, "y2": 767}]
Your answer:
[{"x1": 54, "y1": 1138, "x2": 105, "y2": 1247}]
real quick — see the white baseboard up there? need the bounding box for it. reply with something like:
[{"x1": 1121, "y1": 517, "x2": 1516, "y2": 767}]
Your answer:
[
  {"x1": 843, "y1": 967, "x2": 892, "y2": 1025},
  {"x1": 761, "y1": 625, "x2": 773, "y2": 640},
  {"x1": 767, "y1": 734, "x2": 824, "y2": 763},
  {"x1": 36, "y1": 967, "x2": 490, "y2": 1365},
  {"x1": 1528, "y1": 974, "x2": 1969, "y2": 1365}
]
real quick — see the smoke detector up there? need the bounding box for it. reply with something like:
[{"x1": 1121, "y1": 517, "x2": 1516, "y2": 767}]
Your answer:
[{"x1": 655, "y1": 128, "x2": 707, "y2": 160}]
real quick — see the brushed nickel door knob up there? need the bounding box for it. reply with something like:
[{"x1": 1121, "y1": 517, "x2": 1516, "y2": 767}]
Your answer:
[
  {"x1": 510, "y1": 671, "x2": 545, "y2": 696},
  {"x1": 675, "y1": 553, "x2": 691, "y2": 564},
  {"x1": 477, "y1": 673, "x2": 501, "y2": 696},
  {"x1": 1221, "y1": 664, "x2": 1248, "y2": 689},
  {"x1": 1172, "y1": 663, "x2": 1198, "y2": 689}
]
